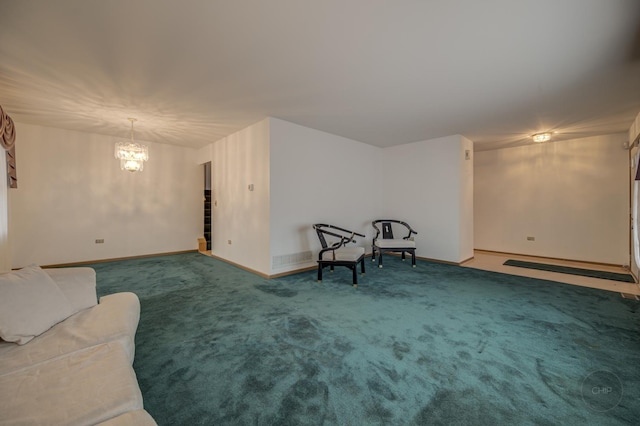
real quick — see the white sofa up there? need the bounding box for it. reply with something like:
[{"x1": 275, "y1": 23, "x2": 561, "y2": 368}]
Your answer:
[{"x1": 0, "y1": 265, "x2": 156, "y2": 426}]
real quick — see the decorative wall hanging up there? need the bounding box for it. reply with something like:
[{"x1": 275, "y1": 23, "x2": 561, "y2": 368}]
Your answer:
[{"x1": 0, "y1": 105, "x2": 17, "y2": 188}]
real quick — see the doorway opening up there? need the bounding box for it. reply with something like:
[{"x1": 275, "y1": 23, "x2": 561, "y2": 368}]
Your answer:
[{"x1": 204, "y1": 162, "x2": 212, "y2": 251}]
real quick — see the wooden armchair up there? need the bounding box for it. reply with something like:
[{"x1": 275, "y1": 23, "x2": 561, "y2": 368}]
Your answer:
[
  {"x1": 371, "y1": 220, "x2": 418, "y2": 268},
  {"x1": 313, "y1": 224, "x2": 366, "y2": 287}
]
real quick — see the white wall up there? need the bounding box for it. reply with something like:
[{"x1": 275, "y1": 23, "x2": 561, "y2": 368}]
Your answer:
[
  {"x1": 209, "y1": 119, "x2": 271, "y2": 274},
  {"x1": 204, "y1": 119, "x2": 474, "y2": 274},
  {"x1": 269, "y1": 118, "x2": 381, "y2": 274},
  {"x1": 18, "y1": 118, "x2": 625, "y2": 273},
  {"x1": 0, "y1": 155, "x2": 9, "y2": 272},
  {"x1": 627, "y1": 111, "x2": 640, "y2": 277},
  {"x1": 458, "y1": 136, "x2": 474, "y2": 261},
  {"x1": 194, "y1": 143, "x2": 213, "y2": 165},
  {"x1": 629, "y1": 110, "x2": 640, "y2": 146},
  {"x1": 475, "y1": 134, "x2": 629, "y2": 265},
  {"x1": 9, "y1": 123, "x2": 202, "y2": 267},
  {"x1": 381, "y1": 135, "x2": 474, "y2": 263}
]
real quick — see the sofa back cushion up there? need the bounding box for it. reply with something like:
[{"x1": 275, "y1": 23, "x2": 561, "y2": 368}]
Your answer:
[
  {"x1": 0, "y1": 265, "x2": 75, "y2": 345},
  {"x1": 45, "y1": 267, "x2": 98, "y2": 312}
]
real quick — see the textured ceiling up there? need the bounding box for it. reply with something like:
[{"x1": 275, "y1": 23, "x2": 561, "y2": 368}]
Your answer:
[{"x1": 1, "y1": 0, "x2": 639, "y2": 151}]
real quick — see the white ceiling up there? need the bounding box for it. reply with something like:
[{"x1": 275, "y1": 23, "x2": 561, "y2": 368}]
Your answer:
[{"x1": 1, "y1": 0, "x2": 639, "y2": 151}]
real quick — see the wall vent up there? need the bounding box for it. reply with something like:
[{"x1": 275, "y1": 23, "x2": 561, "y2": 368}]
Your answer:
[{"x1": 272, "y1": 251, "x2": 312, "y2": 268}]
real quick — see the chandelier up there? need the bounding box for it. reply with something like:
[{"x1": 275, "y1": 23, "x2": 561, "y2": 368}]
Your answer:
[
  {"x1": 532, "y1": 132, "x2": 551, "y2": 143},
  {"x1": 114, "y1": 118, "x2": 149, "y2": 172}
]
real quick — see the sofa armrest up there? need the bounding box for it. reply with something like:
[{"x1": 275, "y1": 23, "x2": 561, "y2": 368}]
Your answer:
[{"x1": 44, "y1": 267, "x2": 98, "y2": 312}]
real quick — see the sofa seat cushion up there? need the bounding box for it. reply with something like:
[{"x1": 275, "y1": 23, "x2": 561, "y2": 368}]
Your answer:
[
  {"x1": 375, "y1": 239, "x2": 416, "y2": 249},
  {"x1": 0, "y1": 292, "x2": 140, "y2": 376},
  {"x1": 320, "y1": 246, "x2": 365, "y2": 262},
  {"x1": 0, "y1": 265, "x2": 76, "y2": 345},
  {"x1": 0, "y1": 342, "x2": 143, "y2": 426}
]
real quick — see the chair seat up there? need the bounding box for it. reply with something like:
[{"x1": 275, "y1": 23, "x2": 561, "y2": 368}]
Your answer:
[
  {"x1": 375, "y1": 239, "x2": 415, "y2": 249},
  {"x1": 321, "y1": 246, "x2": 365, "y2": 262},
  {"x1": 313, "y1": 223, "x2": 366, "y2": 286}
]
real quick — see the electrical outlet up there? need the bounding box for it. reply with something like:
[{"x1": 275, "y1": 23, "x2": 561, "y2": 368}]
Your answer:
[
  {"x1": 95, "y1": 239, "x2": 104, "y2": 244},
  {"x1": 526, "y1": 236, "x2": 535, "y2": 241}
]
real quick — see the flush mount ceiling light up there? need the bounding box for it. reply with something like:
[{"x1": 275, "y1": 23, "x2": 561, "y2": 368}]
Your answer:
[
  {"x1": 532, "y1": 132, "x2": 552, "y2": 143},
  {"x1": 114, "y1": 118, "x2": 149, "y2": 172}
]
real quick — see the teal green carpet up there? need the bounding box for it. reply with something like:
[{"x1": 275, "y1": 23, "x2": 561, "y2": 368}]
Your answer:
[
  {"x1": 91, "y1": 253, "x2": 639, "y2": 425},
  {"x1": 503, "y1": 259, "x2": 636, "y2": 283}
]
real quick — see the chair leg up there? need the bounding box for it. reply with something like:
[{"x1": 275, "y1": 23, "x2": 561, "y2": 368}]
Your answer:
[
  {"x1": 360, "y1": 258, "x2": 365, "y2": 275},
  {"x1": 402, "y1": 251, "x2": 406, "y2": 261},
  {"x1": 352, "y1": 265, "x2": 358, "y2": 286},
  {"x1": 412, "y1": 251, "x2": 416, "y2": 267},
  {"x1": 378, "y1": 253, "x2": 383, "y2": 268},
  {"x1": 371, "y1": 246, "x2": 377, "y2": 262},
  {"x1": 317, "y1": 264, "x2": 322, "y2": 282}
]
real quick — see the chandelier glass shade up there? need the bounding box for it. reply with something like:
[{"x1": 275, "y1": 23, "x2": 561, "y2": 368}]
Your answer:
[
  {"x1": 532, "y1": 132, "x2": 551, "y2": 143},
  {"x1": 115, "y1": 118, "x2": 148, "y2": 172}
]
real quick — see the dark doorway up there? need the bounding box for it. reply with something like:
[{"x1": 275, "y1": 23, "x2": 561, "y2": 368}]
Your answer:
[{"x1": 204, "y1": 162, "x2": 212, "y2": 251}]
